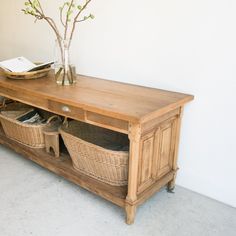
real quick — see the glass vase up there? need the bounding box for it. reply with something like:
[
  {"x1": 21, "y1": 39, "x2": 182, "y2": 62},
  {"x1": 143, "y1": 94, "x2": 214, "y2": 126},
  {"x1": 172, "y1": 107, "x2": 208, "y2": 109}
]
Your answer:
[{"x1": 54, "y1": 39, "x2": 76, "y2": 86}]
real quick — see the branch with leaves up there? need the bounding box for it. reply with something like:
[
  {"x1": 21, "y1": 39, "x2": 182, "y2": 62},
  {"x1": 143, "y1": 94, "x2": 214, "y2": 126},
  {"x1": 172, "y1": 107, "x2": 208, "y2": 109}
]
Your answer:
[{"x1": 22, "y1": 0, "x2": 94, "y2": 45}]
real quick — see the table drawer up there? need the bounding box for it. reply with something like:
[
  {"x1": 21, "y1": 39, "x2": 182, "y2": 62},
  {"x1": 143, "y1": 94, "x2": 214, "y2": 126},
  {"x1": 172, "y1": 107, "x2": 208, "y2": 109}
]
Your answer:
[
  {"x1": 86, "y1": 111, "x2": 129, "y2": 134},
  {"x1": 48, "y1": 100, "x2": 85, "y2": 120}
]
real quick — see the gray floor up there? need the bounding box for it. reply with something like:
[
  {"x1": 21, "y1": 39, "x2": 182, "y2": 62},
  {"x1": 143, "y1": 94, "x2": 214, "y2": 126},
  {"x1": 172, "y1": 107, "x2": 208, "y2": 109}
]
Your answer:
[{"x1": 0, "y1": 146, "x2": 235, "y2": 236}]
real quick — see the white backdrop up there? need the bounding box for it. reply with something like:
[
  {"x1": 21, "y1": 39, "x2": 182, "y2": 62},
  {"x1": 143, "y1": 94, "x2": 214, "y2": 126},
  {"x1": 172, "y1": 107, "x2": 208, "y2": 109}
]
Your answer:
[{"x1": 0, "y1": 0, "x2": 235, "y2": 207}]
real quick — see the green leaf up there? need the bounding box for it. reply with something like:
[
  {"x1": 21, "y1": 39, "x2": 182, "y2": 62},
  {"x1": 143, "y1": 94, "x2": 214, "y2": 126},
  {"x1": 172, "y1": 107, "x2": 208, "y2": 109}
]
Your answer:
[{"x1": 67, "y1": 10, "x2": 73, "y2": 17}]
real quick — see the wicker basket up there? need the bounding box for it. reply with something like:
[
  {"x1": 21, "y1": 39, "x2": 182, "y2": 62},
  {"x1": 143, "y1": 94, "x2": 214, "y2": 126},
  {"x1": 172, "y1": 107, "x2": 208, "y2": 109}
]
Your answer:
[
  {"x1": 60, "y1": 120, "x2": 129, "y2": 186},
  {"x1": 2, "y1": 63, "x2": 51, "y2": 80},
  {"x1": 0, "y1": 102, "x2": 59, "y2": 148}
]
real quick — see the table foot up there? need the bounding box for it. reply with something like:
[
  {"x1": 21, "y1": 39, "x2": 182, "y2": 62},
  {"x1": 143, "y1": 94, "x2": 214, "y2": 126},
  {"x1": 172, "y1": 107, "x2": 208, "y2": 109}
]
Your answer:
[
  {"x1": 167, "y1": 186, "x2": 175, "y2": 193},
  {"x1": 125, "y1": 204, "x2": 136, "y2": 225},
  {"x1": 167, "y1": 178, "x2": 176, "y2": 193}
]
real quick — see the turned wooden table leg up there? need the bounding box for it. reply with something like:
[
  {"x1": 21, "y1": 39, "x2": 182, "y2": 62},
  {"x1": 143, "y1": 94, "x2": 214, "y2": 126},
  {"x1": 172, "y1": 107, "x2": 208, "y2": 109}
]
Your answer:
[
  {"x1": 167, "y1": 171, "x2": 178, "y2": 192},
  {"x1": 125, "y1": 123, "x2": 141, "y2": 224},
  {"x1": 125, "y1": 204, "x2": 137, "y2": 225},
  {"x1": 167, "y1": 107, "x2": 184, "y2": 192}
]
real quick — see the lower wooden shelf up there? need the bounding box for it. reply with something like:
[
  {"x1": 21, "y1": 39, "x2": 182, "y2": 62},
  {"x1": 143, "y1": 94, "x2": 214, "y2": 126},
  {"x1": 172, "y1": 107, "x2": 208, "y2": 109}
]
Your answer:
[{"x1": 0, "y1": 127, "x2": 127, "y2": 208}]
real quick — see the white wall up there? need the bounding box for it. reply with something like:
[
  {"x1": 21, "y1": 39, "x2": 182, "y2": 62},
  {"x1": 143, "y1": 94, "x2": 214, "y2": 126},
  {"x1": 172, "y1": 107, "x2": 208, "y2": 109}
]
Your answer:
[{"x1": 0, "y1": 0, "x2": 235, "y2": 207}]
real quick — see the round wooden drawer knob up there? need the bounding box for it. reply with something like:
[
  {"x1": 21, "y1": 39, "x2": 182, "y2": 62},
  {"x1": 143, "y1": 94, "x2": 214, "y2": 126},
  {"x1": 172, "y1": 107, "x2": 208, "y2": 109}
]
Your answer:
[{"x1": 62, "y1": 105, "x2": 71, "y2": 113}]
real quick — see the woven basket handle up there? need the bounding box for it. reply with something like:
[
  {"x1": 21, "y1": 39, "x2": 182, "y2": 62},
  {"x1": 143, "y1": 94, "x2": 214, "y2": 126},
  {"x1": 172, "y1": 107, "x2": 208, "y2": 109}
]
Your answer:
[
  {"x1": 0, "y1": 98, "x2": 15, "y2": 110},
  {"x1": 46, "y1": 115, "x2": 61, "y2": 124},
  {"x1": 62, "y1": 117, "x2": 69, "y2": 128},
  {"x1": 0, "y1": 98, "x2": 8, "y2": 109}
]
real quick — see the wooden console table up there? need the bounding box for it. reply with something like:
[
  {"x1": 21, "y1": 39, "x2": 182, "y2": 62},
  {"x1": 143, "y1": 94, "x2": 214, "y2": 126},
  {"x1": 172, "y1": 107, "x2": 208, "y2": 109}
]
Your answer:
[{"x1": 0, "y1": 72, "x2": 193, "y2": 224}]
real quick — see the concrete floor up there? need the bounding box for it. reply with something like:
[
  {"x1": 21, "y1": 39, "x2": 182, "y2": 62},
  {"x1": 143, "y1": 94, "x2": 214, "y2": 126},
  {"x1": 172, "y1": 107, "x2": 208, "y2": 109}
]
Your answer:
[{"x1": 0, "y1": 146, "x2": 236, "y2": 236}]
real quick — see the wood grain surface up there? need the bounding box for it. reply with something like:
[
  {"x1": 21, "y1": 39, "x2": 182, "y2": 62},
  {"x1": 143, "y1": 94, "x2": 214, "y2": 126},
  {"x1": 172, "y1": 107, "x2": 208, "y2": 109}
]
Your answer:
[{"x1": 0, "y1": 72, "x2": 193, "y2": 122}]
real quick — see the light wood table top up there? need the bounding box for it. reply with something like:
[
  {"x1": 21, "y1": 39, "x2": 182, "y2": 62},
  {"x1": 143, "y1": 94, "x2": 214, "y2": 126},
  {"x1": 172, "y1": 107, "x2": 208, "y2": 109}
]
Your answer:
[{"x1": 0, "y1": 72, "x2": 193, "y2": 123}]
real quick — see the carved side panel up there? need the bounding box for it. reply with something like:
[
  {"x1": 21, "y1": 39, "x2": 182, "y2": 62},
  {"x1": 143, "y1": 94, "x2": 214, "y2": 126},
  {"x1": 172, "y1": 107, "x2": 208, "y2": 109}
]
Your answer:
[
  {"x1": 156, "y1": 120, "x2": 176, "y2": 178},
  {"x1": 137, "y1": 117, "x2": 177, "y2": 194},
  {"x1": 137, "y1": 132, "x2": 155, "y2": 193}
]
